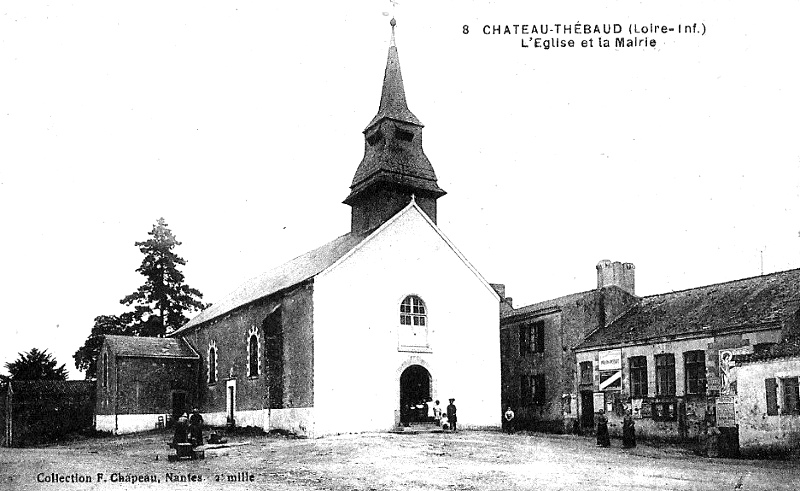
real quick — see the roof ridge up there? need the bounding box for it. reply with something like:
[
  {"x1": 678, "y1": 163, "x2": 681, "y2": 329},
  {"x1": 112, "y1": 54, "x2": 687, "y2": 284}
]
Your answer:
[{"x1": 640, "y1": 267, "x2": 800, "y2": 299}]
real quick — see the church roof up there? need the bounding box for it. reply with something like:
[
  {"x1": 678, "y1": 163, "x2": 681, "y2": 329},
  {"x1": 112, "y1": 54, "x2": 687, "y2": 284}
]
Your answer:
[
  {"x1": 104, "y1": 335, "x2": 199, "y2": 359},
  {"x1": 364, "y1": 44, "x2": 422, "y2": 131},
  {"x1": 577, "y1": 268, "x2": 800, "y2": 350},
  {"x1": 173, "y1": 232, "x2": 368, "y2": 334}
]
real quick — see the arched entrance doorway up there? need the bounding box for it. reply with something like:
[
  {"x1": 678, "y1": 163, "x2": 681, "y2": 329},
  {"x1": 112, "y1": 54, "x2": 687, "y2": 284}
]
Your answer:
[{"x1": 399, "y1": 365, "x2": 431, "y2": 425}]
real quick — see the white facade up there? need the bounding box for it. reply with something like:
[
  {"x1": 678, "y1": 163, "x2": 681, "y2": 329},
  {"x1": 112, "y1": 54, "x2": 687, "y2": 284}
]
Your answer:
[
  {"x1": 737, "y1": 356, "x2": 800, "y2": 455},
  {"x1": 312, "y1": 203, "x2": 501, "y2": 437}
]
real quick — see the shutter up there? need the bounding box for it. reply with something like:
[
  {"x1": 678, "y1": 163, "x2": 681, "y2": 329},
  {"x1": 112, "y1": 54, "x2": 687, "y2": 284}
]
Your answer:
[
  {"x1": 536, "y1": 322, "x2": 545, "y2": 353},
  {"x1": 765, "y1": 378, "x2": 778, "y2": 416}
]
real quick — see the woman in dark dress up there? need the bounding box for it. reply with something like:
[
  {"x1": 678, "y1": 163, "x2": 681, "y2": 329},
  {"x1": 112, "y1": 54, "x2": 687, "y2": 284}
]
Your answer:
[
  {"x1": 596, "y1": 409, "x2": 610, "y2": 447},
  {"x1": 622, "y1": 409, "x2": 636, "y2": 448}
]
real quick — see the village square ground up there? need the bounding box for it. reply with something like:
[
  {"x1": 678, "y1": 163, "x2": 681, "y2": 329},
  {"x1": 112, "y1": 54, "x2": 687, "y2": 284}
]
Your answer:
[{"x1": 2, "y1": 430, "x2": 799, "y2": 491}]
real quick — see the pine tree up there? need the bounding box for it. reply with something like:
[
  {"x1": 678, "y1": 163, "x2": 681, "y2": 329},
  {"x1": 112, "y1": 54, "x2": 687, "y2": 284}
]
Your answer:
[
  {"x1": 4, "y1": 348, "x2": 68, "y2": 381},
  {"x1": 73, "y1": 218, "x2": 207, "y2": 378},
  {"x1": 121, "y1": 217, "x2": 206, "y2": 337}
]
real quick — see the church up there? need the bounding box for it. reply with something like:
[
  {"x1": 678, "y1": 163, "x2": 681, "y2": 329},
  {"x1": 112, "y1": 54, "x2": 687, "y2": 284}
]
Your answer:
[{"x1": 95, "y1": 21, "x2": 501, "y2": 437}]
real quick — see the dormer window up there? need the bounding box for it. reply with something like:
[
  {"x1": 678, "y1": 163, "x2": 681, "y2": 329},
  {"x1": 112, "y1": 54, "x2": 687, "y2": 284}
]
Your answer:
[
  {"x1": 394, "y1": 127, "x2": 414, "y2": 142},
  {"x1": 367, "y1": 128, "x2": 384, "y2": 146}
]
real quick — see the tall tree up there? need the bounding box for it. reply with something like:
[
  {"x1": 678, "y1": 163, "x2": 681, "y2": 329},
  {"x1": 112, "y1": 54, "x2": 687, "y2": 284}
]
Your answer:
[
  {"x1": 4, "y1": 348, "x2": 68, "y2": 382},
  {"x1": 73, "y1": 218, "x2": 207, "y2": 378},
  {"x1": 72, "y1": 313, "x2": 131, "y2": 379},
  {"x1": 121, "y1": 217, "x2": 206, "y2": 337}
]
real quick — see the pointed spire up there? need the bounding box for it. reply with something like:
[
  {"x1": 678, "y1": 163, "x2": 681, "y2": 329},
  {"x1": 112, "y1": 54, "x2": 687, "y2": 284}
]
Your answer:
[{"x1": 364, "y1": 18, "x2": 422, "y2": 131}]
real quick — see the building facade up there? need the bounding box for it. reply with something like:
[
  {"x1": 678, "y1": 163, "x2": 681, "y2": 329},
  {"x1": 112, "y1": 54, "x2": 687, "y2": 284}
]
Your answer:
[
  {"x1": 574, "y1": 268, "x2": 800, "y2": 447},
  {"x1": 96, "y1": 23, "x2": 501, "y2": 437},
  {"x1": 499, "y1": 260, "x2": 637, "y2": 432}
]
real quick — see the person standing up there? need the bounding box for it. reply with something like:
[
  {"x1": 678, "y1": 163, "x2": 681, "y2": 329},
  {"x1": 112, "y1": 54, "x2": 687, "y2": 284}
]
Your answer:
[
  {"x1": 503, "y1": 407, "x2": 515, "y2": 434},
  {"x1": 188, "y1": 408, "x2": 204, "y2": 447},
  {"x1": 447, "y1": 398, "x2": 458, "y2": 432},
  {"x1": 622, "y1": 409, "x2": 636, "y2": 448},
  {"x1": 596, "y1": 409, "x2": 610, "y2": 447},
  {"x1": 433, "y1": 400, "x2": 442, "y2": 426}
]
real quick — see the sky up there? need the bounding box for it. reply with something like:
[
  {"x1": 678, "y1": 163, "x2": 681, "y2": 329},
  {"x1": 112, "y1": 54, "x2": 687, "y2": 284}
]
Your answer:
[{"x1": 1, "y1": 1, "x2": 798, "y2": 380}]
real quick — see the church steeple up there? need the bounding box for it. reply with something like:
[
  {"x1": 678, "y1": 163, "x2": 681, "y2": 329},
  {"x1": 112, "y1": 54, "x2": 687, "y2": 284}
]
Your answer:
[{"x1": 344, "y1": 18, "x2": 446, "y2": 234}]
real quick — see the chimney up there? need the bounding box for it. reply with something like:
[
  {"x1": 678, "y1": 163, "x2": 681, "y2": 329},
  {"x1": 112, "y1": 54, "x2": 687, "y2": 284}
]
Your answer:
[
  {"x1": 491, "y1": 283, "x2": 514, "y2": 313},
  {"x1": 596, "y1": 260, "x2": 635, "y2": 295}
]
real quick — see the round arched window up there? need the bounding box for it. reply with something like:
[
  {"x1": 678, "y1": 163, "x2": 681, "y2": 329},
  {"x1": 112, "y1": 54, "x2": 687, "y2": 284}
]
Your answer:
[{"x1": 400, "y1": 295, "x2": 427, "y2": 326}]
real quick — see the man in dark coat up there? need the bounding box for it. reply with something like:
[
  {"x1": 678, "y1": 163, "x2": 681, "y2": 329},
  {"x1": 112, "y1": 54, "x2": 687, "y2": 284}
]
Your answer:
[
  {"x1": 446, "y1": 398, "x2": 458, "y2": 432},
  {"x1": 188, "y1": 408, "x2": 204, "y2": 447},
  {"x1": 622, "y1": 409, "x2": 636, "y2": 448},
  {"x1": 596, "y1": 409, "x2": 610, "y2": 447}
]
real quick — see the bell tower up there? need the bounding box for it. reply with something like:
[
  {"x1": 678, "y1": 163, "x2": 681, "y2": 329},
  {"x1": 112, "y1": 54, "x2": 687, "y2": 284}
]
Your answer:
[{"x1": 344, "y1": 19, "x2": 446, "y2": 234}]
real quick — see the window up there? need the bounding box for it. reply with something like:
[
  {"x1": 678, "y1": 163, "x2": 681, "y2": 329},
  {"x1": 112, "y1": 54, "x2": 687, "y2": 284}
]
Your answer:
[
  {"x1": 684, "y1": 350, "x2": 706, "y2": 395},
  {"x1": 655, "y1": 353, "x2": 676, "y2": 396},
  {"x1": 208, "y1": 343, "x2": 217, "y2": 385},
  {"x1": 629, "y1": 356, "x2": 647, "y2": 397},
  {"x1": 395, "y1": 127, "x2": 414, "y2": 142},
  {"x1": 765, "y1": 378, "x2": 779, "y2": 415},
  {"x1": 651, "y1": 401, "x2": 678, "y2": 422},
  {"x1": 519, "y1": 321, "x2": 545, "y2": 355},
  {"x1": 782, "y1": 377, "x2": 800, "y2": 415},
  {"x1": 533, "y1": 374, "x2": 546, "y2": 405},
  {"x1": 519, "y1": 374, "x2": 546, "y2": 406},
  {"x1": 400, "y1": 296, "x2": 426, "y2": 326},
  {"x1": 102, "y1": 352, "x2": 108, "y2": 388},
  {"x1": 248, "y1": 333, "x2": 259, "y2": 378},
  {"x1": 580, "y1": 361, "x2": 593, "y2": 385},
  {"x1": 399, "y1": 295, "x2": 429, "y2": 350}
]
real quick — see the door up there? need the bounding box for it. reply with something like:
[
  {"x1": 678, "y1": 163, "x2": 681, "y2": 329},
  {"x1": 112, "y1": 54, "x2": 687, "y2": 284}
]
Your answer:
[
  {"x1": 400, "y1": 365, "x2": 432, "y2": 424},
  {"x1": 172, "y1": 392, "x2": 186, "y2": 425},
  {"x1": 580, "y1": 391, "x2": 594, "y2": 428},
  {"x1": 226, "y1": 379, "x2": 236, "y2": 426}
]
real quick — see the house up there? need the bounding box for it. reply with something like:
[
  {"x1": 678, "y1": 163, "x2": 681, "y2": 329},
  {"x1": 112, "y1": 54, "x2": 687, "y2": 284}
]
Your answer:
[
  {"x1": 95, "y1": 21, "x2": 501, "y2": 437},
  {"x1": 735, "y1": 337, "x2": 800, "y2": 456},
  {"x1": 2, "y1": 380, "x2": 95, "y2": 447},
  {"x1": 499, "y1": 260, "x2": 637, "y2": 432},
  {"x1": 95, "y1": 335, "x2": 199, "y2": 434},
  {"x1": 574, "y1": 268, "x2": 800, "y2": 448}
]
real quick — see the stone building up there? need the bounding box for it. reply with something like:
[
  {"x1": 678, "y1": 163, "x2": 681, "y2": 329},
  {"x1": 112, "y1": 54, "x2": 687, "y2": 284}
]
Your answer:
[
  {"x1": 95, "y1": 23, "x2": 501, "y2": 437},
  {"x1": 499, "y1": 260, "x2": 637, "y2": 432},
  {"x1": 95, "y1": 335, "x2": 199, "y2": 434},
  {"x1": 735, "y1": 337, "x2": 800, "y2": 456},
  {"x1": 574, "y1": 268, "x2": 800, "y2": 446}
]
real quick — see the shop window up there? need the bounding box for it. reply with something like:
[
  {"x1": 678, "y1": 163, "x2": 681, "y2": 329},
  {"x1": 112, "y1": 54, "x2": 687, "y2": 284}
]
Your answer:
[
  {"x1": 655, "y1": 353, "x2": 676, "y2": 396},
  {"x1": 629, "y1": 356, "x2": 647, "y2": 397},
  {"x1": 684, "y1": 350, "x2": 706, "y2": 395}
]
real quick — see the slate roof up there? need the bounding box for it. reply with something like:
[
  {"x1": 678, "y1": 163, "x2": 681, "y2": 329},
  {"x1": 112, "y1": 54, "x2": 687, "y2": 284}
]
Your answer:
[
  {"x1": 740, "y1": 336, "x2": 800, "y2": 363},
  {"x1": 501, "y1": 289, "x2": 595, "y2": 322},
  {"x1": 577, "y1": 268, "x2": 800, "y2": 350},
  {"x1": 172, "y1": 231, "x2": 368, "y2": 335},
  {"x1": 364, "y1": 45, "x2": 422, "y2": 131},
  {"x1": 104, "y1": 335, "x2": 199, "y2": 359}
]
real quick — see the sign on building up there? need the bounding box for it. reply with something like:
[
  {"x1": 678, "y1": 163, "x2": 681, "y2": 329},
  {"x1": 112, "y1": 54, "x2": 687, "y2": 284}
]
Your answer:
[
  {"x1": 599, "y1": 370, "x2": 622, "y2": 390},
  {"x1": 716, "y1": 396, "x2": 736, "y2": 427},
  {"x1": 593, "y1": 392, "x2": 605, "y2": 413},
  {"x1": 598, "y1": 350, "x2": 622, "y2": 371}
]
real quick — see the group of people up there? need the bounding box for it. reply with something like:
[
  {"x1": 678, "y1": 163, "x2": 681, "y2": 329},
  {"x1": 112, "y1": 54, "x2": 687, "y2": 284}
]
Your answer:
[
  {"x1": 172, "y1": 408, "x2": 204, "y2": 448},
  {"x1": 501, "y1": 405, "x2": 636, "y2": 449},
  {"x1": 595, "y1": 409, "x2": 636, "y2": 448},
  {"x1": 415, "y1": 398, "x2": 458, "y2": 431}
]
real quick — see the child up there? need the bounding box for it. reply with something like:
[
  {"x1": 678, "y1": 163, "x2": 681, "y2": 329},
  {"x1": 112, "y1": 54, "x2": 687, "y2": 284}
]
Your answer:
[{"x1": 440, "y1": 412, "x2": 449, "y2": 431}]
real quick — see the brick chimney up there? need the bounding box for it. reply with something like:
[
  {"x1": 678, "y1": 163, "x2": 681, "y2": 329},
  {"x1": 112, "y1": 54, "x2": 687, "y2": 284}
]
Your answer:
[{"x1": 596, "y1": 260, "x2": 635, "y2": 295}]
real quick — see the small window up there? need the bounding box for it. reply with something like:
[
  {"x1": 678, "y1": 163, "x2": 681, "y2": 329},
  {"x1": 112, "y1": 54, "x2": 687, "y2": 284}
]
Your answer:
[
  {"x1": 102, "y1": 352, "x2": 109, "y2": 388},
  {"x1": 248, "y1": 333, "x2": 259, "y2": 378},
  {"x1": 208, "y1": 344, "x2": 217, "y2": 385},
  {"x1": 782, "y1": 377, "x2": 800, "y2": 415},
  {"x1": 629, "y1": 356, "x2": 648, "y2": 397},
  {"x1": 651, "y1": 401, "x2": 678, "y2": 421},
  {"x1": 655, "y1": 353, "x2": 676, "y2": 396},
  {"x1": 580, "y1": 361, "x2": 593, "y2": 385},
  {"x1": 400, "y1": 296, "x2": 426, "y2": 326},
  {"x1": 684, "y1": 350, "x2": 706, "y2": 395},
  {"x1": 395, "y1": 127, "x2": 414, "y2": 142},
  {"x1": 366, "y1": 128, "x2": 383, "y2": 146}
]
